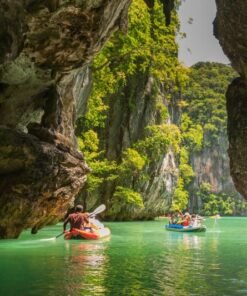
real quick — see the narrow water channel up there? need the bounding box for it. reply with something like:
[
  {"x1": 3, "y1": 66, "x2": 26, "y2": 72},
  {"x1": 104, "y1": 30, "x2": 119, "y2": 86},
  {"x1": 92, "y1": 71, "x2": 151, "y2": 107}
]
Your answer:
[{"x1": 0, "y1": 218, "x2": 247, "y2": 296}]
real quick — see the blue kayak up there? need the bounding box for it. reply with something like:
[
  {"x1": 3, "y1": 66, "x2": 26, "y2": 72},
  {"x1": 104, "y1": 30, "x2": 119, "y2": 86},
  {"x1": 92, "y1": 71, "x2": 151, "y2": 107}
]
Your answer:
[{"x1": 165, "y1": 224, "x2": 206, "y2": 232}]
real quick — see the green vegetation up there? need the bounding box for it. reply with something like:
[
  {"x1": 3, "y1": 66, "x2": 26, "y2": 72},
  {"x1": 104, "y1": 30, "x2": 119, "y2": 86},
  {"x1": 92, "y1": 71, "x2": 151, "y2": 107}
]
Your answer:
[
  {"x1": 76, "y1": 0, "x2": 183, "y2": 217},
  {"x1": 81, "y1": 0, "x2": 181, "y2": 129},
  {"x1": 134, "y1": 124, "x2": 181, "y2": 159},
  {"x1": 178, "y1": 62, "x2": 246, "y2": 215},
  {"x1": 195, "y1": 183, "x2": 247, "y2": 216},
  {"x1": 181, "y1": 62, "x2": 236, "y2": 146},
  {"x1": 77, "y1": 130, "x2": 118, "y2": 197},
  {"x1": 171, "y1": 177, "x2": 189, "y2": 211},
  {"x1": 76, "y1": 1, "x2": 246, "y2": 218}
]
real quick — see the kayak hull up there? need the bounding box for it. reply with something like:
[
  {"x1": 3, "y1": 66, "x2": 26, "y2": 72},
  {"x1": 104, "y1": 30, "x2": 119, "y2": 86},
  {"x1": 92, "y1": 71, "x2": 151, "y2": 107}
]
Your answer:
[
  {"x1": 165, "y1": 224, "x2": 206, "y2": 232},
  {"x1": 64, "y1": 227, "x2": 111, "y2": 240}
]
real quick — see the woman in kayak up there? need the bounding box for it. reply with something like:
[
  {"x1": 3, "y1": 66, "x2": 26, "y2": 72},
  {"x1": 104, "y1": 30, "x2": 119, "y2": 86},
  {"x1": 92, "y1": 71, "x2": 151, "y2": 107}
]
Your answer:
[{"x1": 181, "y1": 212, "x2": 191, "y2": 227}]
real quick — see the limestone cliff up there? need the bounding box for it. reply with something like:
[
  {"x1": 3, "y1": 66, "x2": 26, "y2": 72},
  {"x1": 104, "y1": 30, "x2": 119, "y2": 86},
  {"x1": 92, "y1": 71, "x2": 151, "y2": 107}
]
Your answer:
[
  {"x1": 74, "y1": 0, "x2": 181, "y2": 220},
  {"x1": 214, "y1": 0, "x2": 247, "y2": 200},
  {"x1": 188, "y1": 132, "x2": 240, "y2": 212},
  {"x1": 102, "y1": 74, "x2": 179, "y2": 220},
  {"x1": 0, "y1": 0, "x2": 131, "y2": 238},
  {"x1": 179, "y1": 62, "x2": 243, "y2": 214}
]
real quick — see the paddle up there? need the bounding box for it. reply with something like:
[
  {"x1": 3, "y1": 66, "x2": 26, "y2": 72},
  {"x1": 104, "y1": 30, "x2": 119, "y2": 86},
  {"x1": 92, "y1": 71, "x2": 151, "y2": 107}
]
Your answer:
[
  {"x1": 55, "y1": 232, "x2": 64, "y2": 239},
  {"x1": 88, "y1": 204, "x2": 106, "y2": 218},
  {"x1": 55, "y1": 204, "x2": 106, "y2": 239}
]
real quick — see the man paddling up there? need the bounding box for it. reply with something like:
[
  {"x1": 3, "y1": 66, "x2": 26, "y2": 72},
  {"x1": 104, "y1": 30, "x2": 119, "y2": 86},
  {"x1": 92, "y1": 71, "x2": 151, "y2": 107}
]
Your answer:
[{"x1": 63, "y1": 204, "x2": 89, "y2": 233}]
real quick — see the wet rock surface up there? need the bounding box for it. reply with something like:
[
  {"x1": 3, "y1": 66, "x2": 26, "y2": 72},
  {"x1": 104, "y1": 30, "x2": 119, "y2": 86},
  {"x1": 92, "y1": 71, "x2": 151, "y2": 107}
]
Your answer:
[
  {"x1": 0, "y1": 0, "x2": 131, "y2": 238},
  {"x1": 226, "y1": 78, "x2": 247, "y2": 199},
  {"x1": 215, "y1": 0, "x2": 247, "y2": 200}
]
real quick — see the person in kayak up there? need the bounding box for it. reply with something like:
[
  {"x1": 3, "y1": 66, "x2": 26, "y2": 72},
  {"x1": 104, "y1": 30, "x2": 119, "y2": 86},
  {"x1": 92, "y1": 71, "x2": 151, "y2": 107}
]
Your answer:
[
  {"x1": 169, "y1": 212, "x2": 183, "y2": 224},
  {"x1": 63, "y1": 204, "x2": 89, "y2": 233},
  {"x1": 181, "y1": 212, "x2": 191, "y2": 227}
]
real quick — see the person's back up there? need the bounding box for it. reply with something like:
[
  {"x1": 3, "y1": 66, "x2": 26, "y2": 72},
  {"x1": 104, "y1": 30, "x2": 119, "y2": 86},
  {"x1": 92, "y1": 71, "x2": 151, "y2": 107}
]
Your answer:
[
  {"x1": 63, "y1": 205, "x2": 89, "y2": 232},
  {"x1": 67, "y1": 212, "x2": 88, "y2": 230}
]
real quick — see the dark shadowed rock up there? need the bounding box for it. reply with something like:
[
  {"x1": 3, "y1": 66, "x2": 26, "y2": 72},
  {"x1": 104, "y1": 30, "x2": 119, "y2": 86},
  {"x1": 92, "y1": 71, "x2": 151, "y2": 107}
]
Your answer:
[
  {"x1": 226, "y1": 78, "x2": 247, "y2": 198},
  {"x1": 0, "y1": 0, "x2": 131, "y2": 238},
  {"x1": 0, "y1": 125, "x2": 89, "y2": 238},
  {"x1": 215, "y1": 0, "x2": 247, "y2": 200}
]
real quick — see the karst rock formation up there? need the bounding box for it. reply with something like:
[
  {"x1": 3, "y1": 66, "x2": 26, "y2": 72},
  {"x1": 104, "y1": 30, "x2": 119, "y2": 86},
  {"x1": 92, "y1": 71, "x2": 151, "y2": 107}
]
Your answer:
[
  {"x1": 214, "y1": 0, "x2": 247, "y2": 200},
  {"x1": 0, "y1": 0, "x2": 131, "y2": 238}
]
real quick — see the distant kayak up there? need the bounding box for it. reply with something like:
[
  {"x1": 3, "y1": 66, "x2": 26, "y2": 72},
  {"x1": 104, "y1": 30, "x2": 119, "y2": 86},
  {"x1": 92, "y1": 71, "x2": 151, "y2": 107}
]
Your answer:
[
  {"x1": 165, "y1": 224, "x2": 207, "y2": 232},
  {"x1": 64, "y1": 227, "x2": 111, "y2": 240}
]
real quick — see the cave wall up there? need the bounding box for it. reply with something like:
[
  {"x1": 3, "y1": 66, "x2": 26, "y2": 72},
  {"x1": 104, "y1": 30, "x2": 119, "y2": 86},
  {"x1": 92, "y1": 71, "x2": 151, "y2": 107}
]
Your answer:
[
  {"x1": 0, "y1": 0, "x2": 131, "y2": 238},
  {"x1": 214, "y1": 0, "x2": 247, "y2": 200}
]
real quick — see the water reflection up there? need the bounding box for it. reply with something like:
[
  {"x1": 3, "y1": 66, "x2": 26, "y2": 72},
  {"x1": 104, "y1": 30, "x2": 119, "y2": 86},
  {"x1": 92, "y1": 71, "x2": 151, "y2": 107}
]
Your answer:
[
  {"x1": 1, "y1": 220, "x2": 247, "y2": 296},
  {"x1": 167, "y1": 232, "x2": 204, "y2": 250},
  {"x1": 62, "y1": 241, "x2": 109, "y2": 296}
]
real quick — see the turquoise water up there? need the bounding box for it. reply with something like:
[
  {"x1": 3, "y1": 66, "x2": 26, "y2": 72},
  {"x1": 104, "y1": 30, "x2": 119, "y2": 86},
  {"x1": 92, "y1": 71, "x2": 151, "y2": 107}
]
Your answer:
[{"x1": 0, "y1": 218, "x2": 247, "y2": 295}]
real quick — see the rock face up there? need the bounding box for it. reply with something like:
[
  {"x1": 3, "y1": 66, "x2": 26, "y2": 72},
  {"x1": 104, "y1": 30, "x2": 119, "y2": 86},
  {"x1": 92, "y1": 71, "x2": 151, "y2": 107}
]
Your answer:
[
  {"x1": 189, "y1": 133, "x2": 238, "y2": 211},
  {"x1": 214, "y1": 0, "x2": 247, "y2": 200},
  {"x1": 0, "y1": 0, "x2": 131, "y2": 238},
  {"x1": 226, "y1": 78, "x2": 247, "y2": 198},
  {"x1": 99, "y1": 74, "x2": 179, "y2": 219},
  {"x1": 0, "y1": 126, "x2": 88, "y2": 238},
  {"x1": 139, "y1": 150, "x2": 178, "y2": 219}
]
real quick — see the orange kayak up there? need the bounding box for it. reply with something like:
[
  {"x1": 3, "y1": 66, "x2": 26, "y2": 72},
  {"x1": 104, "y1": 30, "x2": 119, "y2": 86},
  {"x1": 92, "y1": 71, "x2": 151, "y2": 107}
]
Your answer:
[{"x1": 64, "y1": 227, "x2": 111, "y2": 240}]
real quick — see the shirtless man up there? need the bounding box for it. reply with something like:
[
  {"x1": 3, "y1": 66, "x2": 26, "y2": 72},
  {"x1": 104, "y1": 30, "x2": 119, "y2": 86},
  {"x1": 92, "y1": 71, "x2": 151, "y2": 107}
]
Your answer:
[{"x1": 63, "y1": 205, "x2": 89, "y2": 232}]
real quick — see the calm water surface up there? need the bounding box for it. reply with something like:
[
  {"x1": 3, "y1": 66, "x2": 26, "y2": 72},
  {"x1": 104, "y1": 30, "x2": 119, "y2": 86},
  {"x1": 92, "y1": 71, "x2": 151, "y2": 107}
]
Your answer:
[{"x1": 0, "y1": 218, "x2": 247, "y2": 296}]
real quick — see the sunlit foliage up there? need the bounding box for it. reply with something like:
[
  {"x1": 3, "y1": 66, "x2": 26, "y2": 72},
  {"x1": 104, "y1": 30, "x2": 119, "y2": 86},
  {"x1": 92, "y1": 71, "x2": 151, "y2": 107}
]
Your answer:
[
  {"x1": 76, "y1": 0, "x2": 182, "y2": 214},
  {"x1": 76, "y1": 4, "x2": 240, "y2": 218},
  {"x1": 181, "y1": 62, "x2": 236, "y2": 146},
  {"x1": 196, "y1": 183, "x2": 247, "y2": 216}
]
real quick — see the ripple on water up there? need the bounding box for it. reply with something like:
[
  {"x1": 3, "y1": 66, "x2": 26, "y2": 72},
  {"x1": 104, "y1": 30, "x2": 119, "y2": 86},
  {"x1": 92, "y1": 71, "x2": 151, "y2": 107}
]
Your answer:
[{"x1": 1, "y1": 220, "x2": 247, "y2": 296}]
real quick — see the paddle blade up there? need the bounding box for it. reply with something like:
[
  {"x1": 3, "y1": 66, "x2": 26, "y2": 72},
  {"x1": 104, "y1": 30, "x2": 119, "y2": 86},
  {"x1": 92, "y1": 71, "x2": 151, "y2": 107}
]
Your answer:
[{"x1": 89, "y1": 204, "x2": 106, "y2": 217}]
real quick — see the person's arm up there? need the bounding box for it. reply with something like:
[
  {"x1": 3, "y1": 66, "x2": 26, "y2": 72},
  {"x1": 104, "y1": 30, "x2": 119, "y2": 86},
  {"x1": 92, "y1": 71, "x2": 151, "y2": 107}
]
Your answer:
[
  {"x1": 63, "y1": 216, "x2": 70, "y2": 232},
  {"x1": 83, "y1": 213, "x2": 90, "y2": 224}
]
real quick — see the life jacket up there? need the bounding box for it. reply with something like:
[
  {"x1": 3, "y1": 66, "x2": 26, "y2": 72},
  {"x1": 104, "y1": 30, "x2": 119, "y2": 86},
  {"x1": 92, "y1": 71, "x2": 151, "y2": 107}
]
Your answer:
[{"x1": 182, "y1": 220, "x2": 189, "y2": 227}]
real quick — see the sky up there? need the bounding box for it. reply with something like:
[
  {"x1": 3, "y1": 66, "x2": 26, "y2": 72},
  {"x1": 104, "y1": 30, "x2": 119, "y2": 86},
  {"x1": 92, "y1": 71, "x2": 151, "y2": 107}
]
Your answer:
[{"x1": 178, "y1": 0, "x2": 230, "y2": 66}]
